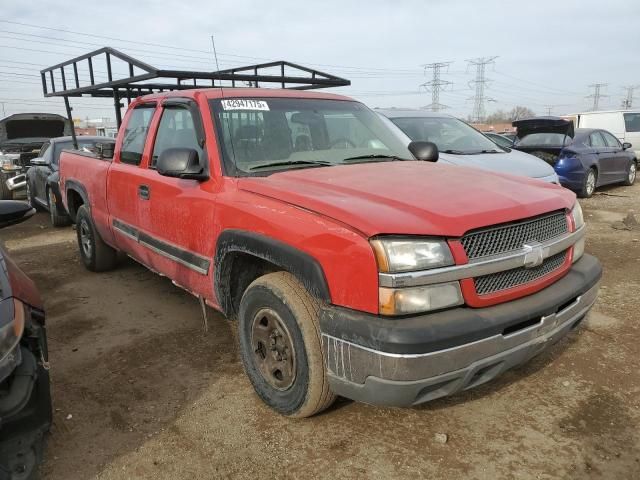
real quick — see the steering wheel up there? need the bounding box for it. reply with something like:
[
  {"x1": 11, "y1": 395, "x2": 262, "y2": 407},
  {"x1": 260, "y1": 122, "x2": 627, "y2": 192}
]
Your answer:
[{"x1": 329, "y1": 138, "x2": 356, "y2": 149}]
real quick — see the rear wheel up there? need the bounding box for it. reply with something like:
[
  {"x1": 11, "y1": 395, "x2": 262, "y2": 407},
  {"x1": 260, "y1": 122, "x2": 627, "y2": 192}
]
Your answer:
[
  {"x1": 623, "y1": 160, "x2": 636, "y2": 186},
  {"x1": 47, "y1": 189, "x2": 70, "y2": 227},
  {"x1": 578, "y1": 168, "x2": 597, "y2": 198},
  {"x1": 75, "y1": 205, "x2": 118, "y2": 272},
  {"x1": 238, "y1": 271, "x2": 336, "y2": 417}
]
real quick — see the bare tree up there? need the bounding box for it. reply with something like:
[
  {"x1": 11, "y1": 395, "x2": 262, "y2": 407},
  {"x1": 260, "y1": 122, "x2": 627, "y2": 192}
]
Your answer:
[{"x1": 509, "y1": 106, "x2": 535, "y2": 121}]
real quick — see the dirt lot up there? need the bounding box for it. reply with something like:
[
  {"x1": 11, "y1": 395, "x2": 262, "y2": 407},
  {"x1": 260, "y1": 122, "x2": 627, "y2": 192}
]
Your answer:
[{"x1": 1, "y1": 183, "x2": 639, "y2": 480}]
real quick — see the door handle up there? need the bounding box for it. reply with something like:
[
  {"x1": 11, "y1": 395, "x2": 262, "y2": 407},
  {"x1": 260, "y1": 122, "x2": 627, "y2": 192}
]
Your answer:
[{"x1": 138, "y1": 184, "x2": 150, "y2": 200}]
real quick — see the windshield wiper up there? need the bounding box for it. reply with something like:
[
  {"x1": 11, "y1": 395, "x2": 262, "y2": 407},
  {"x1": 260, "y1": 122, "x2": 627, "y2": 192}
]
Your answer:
[
  {"x1": 248, "y1": 160, "x2": 333, "y2": 171},
  {"x1": 341, "y1": 154, "x2": 407, "y2": 163},
  {"x1": 441, "y1": 149, "x2": 467, "y2": 154}
]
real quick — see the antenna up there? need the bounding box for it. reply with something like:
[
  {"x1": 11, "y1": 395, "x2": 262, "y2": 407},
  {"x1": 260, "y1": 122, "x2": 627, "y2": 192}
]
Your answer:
[{"x1": 210, "y1": 35, "x2": 223, "y2": 89}]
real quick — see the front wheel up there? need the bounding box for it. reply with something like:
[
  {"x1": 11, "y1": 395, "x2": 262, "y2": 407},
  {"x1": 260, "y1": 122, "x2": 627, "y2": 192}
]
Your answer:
[
  {"x1": 0, "y1": 173, "x2": 14, "y2": 200},
  {"x1": 578, "y1": 168, "x2": 597, "y2": 198},
  {"x1": 238, "y1": 271, "x2": 336, "y2": 417},
  {"x1": 623, "y1": 160, "x2": 636, "y2": 186},
  {"x1": 48, "y1": 189, "x2": 71, "y2": 227},
  {"x1": 75, "y1": 205, "x2": 118, "y2": 272}
]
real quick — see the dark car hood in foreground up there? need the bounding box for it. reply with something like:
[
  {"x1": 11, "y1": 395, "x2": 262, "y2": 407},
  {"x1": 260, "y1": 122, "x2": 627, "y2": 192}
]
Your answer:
[
  {"x1": 0, "y1": 246, "x2": 42, "y2": 308},
  {"x1": 239, "y1": 161, "x2": 575, "y2": 238},
  {"x1": 513, "y1": 116, "x2": 575, "y2": 139}
]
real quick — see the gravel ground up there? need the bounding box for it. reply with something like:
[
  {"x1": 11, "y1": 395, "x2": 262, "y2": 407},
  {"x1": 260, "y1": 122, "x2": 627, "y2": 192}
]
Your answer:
[{"x1": 1, "y1": 182, "x2": 638, "y2": 479}]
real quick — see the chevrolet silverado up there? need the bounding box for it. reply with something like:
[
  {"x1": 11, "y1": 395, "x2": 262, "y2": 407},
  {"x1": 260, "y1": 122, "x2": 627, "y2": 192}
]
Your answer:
[{"x1": 58, "y1": 88, "x2": 602, "y2": 417}]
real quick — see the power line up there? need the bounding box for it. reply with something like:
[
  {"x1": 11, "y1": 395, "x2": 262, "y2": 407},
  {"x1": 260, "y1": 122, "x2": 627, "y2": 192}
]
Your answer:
[
  {"x1": 586, "y1": 83, "x2": 608, "y2": 111},
  {"x1": 420, "y1": 62, "x2": 453, "y2": 112},
  {"x1": 0, "y1": 20, "x2": 422, "y2": 75},
  {"x1": 467, "y1": 56, "x2": 498, "y2": 122}
]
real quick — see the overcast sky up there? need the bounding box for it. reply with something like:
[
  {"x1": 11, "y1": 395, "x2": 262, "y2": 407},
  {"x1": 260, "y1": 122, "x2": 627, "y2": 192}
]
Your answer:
[{"x1": 1, "y1": 0, "x2": 639, "y2": 122}]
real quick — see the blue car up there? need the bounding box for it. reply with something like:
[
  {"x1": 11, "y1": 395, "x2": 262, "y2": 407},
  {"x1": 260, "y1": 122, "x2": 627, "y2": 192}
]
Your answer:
[{"x1": 513, "y1": 117, "x2": 637, "y2": 197}]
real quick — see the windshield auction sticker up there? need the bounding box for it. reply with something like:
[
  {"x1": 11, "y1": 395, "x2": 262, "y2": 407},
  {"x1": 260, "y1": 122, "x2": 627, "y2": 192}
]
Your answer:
[{"x1": 221, "y1": 99, "x2": 270, "y2": 111}]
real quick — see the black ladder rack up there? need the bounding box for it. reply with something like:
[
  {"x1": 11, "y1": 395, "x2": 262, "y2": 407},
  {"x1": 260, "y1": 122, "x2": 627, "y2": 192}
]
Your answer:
[{"x1": 40, "y1": 47, "x2": 351, "y2": 145}]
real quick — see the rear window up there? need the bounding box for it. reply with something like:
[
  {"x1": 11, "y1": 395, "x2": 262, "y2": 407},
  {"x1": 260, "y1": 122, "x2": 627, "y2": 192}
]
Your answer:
[
  {"x1": 516, "y1": 133, "x2": 571, "y2": 147},
  {"x1": 623, "y1": 113, "x2": 640, "y2": 132}
]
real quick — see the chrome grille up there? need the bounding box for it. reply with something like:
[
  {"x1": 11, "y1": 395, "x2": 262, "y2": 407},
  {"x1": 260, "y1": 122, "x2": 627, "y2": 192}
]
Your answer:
[
  {"x1": 461, "y1": 211, "x2": 568, "y2": 259},
  {"x1": 474, "y1": 251, "x2": 568, "y2": 295}
]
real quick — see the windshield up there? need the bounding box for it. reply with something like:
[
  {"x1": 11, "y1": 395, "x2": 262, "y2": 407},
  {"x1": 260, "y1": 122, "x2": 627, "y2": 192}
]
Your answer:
[
  {"x1": 210, "y1": 98, "x2": 413, "y2": 175},
  {"x1": 516, "y1": 133, "x2": 572, "y2": 147},
  {"x1": 389, "y1": 116, "x2": 501, "y2": 154}
]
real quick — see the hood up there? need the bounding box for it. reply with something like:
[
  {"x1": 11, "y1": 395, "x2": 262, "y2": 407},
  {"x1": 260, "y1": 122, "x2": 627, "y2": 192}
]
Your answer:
[
  {"x1": 437, "y1": 149, "x2": 556, "y2": 180},
  {"x1": 0, "y1": 113, "x2": 71, "y2": 145},
  {"x1": 513, "y1": 116, "x2": 574, "y2": 139},
  {"x1": 239, "y1": 162, "x2": 575, "y2": 238},
  {"x1": 0, "y1": 245, "x2": 43, "y2": 308}
]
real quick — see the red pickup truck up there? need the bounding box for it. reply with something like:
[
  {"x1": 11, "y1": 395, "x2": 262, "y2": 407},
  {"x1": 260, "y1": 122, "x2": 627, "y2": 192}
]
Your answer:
[{"x1": 59, "y1": 88, "x2": 601, "y2": 417}]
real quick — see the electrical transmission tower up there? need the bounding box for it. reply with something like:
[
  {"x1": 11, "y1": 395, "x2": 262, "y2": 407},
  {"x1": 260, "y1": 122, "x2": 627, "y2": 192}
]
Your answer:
[
  {"x1": 621, "y1": 85, "x2": 638, "y2": 109},
  {"x1": 467, "y1": 56, "x2": 498, "y2": 122},
  {"x1": 586, "y1": 83, "x2": 608, "y2": 111},
  {"x1": 420, "y1": 62, "x2": 453, "y2": 111}
]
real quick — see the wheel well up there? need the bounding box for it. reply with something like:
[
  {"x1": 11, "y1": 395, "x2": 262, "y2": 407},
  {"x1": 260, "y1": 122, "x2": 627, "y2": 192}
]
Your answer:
[
  {"x1": 222, "y1": 252, "x2": 280, "y2": 318},
  {"x1": 66, "y1": 189, "x2": 84, "y2": 222}
]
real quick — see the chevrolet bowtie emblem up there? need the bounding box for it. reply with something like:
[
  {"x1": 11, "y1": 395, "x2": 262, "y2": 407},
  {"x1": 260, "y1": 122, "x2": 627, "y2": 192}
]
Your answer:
[{"x1": 523, "y1": 242, "x2": 545, "y2": 268}]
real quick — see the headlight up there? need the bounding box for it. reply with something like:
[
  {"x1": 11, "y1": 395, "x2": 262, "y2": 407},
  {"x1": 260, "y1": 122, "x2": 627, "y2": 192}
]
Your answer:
[
  {"x1": 571, "y1": 202, "x2": 584, "y2": 230},
  {"x1": 571, "y1": 202, "x2": 585, "y2": 263},
  {"x1": 379, "y1": 282, "x2": 463, "y2": 316},
  {"x1": 1, "y1": 157, "x2": 20, "y2": 171},
  {"x1": 0, "y1": 299, "x2": 25, "y2": 383},
  {"x1": 370, "y1": 238, "x2": 454, "y2": 273}
]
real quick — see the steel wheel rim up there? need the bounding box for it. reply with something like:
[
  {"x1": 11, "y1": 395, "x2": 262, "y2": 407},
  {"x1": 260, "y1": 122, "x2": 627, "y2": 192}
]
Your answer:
[
  {"x1": 250, "y1": 307, "x2": 297, "y2": 391},
  {"x1": 629, "y1": 164, "x2": 636, "y2": 183},
  {"x1": 586, "y1": 171, "x2": 596, "y2": 195},
  {"x1": 79, "y1": 219, "x2": 92, "y2": 258}
]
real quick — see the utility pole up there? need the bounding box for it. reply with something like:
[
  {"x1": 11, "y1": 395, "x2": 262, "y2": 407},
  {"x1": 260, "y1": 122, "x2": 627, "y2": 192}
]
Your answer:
[
  {"x1": 467, "y1": 56, "x2": 498, "y2": 122},
  {"x1": 420, "y1": 62, "x2": 453, "y2": 112},
  {"x1": 0, "y1": 102, "x2": 5, "y2": 117},
  {"x1": 544, "y1": 105, "x2": 553, "y2": 116},
  {"x1": 586, "y1": 83, "x2": 608, "y2": 111},
  {"x1": 621, "y1": 85, "x2": 638, "y2": 109}
]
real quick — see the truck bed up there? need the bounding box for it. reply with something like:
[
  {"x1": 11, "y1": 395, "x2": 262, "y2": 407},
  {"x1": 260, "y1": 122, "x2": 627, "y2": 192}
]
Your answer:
[{"x1": 59, "y1": 150, "x2": 113, "y2": 243}]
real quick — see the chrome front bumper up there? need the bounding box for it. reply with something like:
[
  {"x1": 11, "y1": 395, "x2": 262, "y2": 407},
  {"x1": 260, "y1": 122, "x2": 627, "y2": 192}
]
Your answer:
[
  {"x1": 323, "y1": 280, "x2": 599, "y2": 407},
  {"x1": 5, "y1": 173, "x2": 26, "y2": 191}
]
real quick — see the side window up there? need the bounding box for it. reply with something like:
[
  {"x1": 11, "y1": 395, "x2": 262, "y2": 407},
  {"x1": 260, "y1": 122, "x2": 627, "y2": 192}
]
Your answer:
[
  {"x1": 601, "y1": 131, "x2": 621, "y2": 149},
  {"x1": 590, "y1": 132, "x2": 606, "y2": 148},
  {"x1": 120, "y1": 106, "x2": 155, "y2": 165},
  {"x1": 39, "y1": 142, "x2": 50, "y2": 158},
  {"x1": 151, "y1": 107, "x2": 203, "y2": 167}
]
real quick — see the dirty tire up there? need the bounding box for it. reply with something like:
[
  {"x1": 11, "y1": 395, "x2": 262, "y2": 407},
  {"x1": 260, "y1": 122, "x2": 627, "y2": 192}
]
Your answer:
[
  {"x1": 0, "y1": 174, "x2": 14, "y2": 200},
  {"x1": 238, "y1": 271, "x2": 336, "y2": 418},
  {"x1": 75, "y1": 205, "x2": 118, "y2": 272},
  {"x1": 26, "y1": 181, "x2": 44, "y2": 211},
  {"x1": 578, "y1": 168, "x2": 597, "y2": 198},
  {"x1": 48, "y1": 189, "x2": 71, "y2": 227},
  {"x1": 623, "y1": 160, "x2": 636, "y2": 186}
]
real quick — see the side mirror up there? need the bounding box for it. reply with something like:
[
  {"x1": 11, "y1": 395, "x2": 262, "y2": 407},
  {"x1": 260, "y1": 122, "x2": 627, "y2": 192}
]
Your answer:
[
  {"x1": 95, "y1": 142, "x2": 115, "y2": 159},
  {"x1": 156, "y1": 148, "x2": 208, "y2": 181},
  {"x1": 30, "y1": 157, "x2": 48, "y2": 166},
  {"x1": 623, "y1": 142, "x2": 632, "y2": 150},
  {"x1": 0, "y1": 201, "x2": 35, "y2": 229},
  {"x1": 408, "y1": 141, "x2": 439, "y2": 162}
]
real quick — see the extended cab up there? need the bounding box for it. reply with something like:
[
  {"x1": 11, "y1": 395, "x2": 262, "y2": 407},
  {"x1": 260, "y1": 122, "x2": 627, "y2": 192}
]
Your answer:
[{"x1": 59, "y1": 88, "x2": 602, "y2": 417}]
